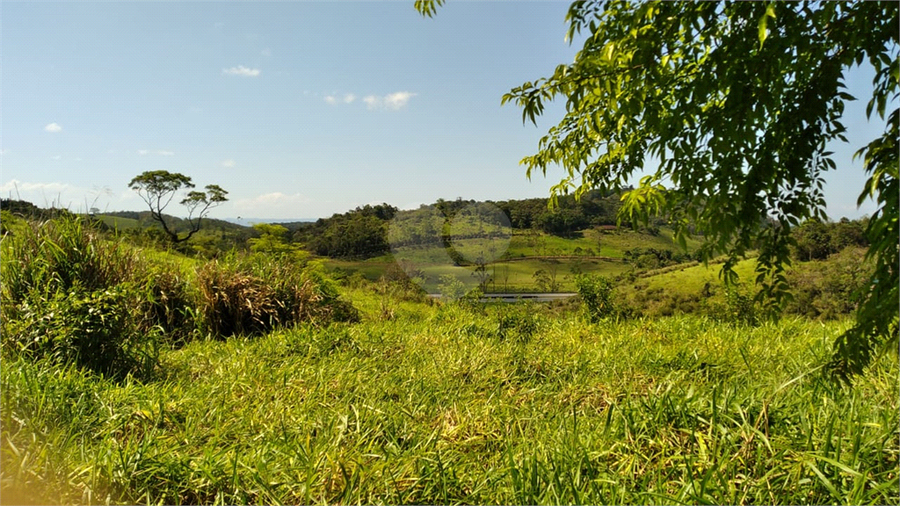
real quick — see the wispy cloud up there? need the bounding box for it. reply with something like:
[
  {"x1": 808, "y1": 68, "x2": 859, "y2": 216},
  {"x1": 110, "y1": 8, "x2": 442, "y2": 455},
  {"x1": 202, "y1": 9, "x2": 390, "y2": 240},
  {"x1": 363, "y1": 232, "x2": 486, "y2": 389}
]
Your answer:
[
  {"x1": 51, "y1": 155, "x2": 62, "y2": 160},
  {"x1": 223, "y1": 65, "x2": 261, "y2": 77},
  {"x1": 261, "y1": 48, "x2": 271, "y2": 57},
  {"x1": 363, "y1": 91, "x2": 417, "y2": 110},
  {"x1": 343, "y1": 93, "x2": 356, "y2": 104},
  {"x1": 222, "y1": 159, "x2": 236, "y2": 168},
  {"x1": 324, "y1": 95, "x2": 338, "y2": 105},
  {"x1": 44, "y1": 122, "x2": 63, "y2": 133},
  {"x1": 384, "y1": 91, "x2": 417, "y2": 109},
  {"x1": 137, "y1": 149, "x2": 175, "y2": 156}
]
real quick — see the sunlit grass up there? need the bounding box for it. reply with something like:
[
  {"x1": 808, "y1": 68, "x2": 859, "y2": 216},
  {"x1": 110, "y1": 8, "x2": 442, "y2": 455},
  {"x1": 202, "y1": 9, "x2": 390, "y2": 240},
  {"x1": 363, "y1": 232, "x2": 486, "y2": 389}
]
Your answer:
[{"x1": 2, "y1": 293, "x2": 897, "y2": 504}]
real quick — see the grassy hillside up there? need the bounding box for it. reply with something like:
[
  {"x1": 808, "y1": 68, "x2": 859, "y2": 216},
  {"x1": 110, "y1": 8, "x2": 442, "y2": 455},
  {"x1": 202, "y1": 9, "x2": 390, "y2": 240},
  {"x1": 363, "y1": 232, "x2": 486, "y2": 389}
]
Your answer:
[
  {"x1": 615, "y1": 258, "x2": 760, "y2": 317},
  {"x1": 2, "y1": 295, "x2": 897, "y2": 504},
  {"x1": 95, "y1": 214, "x2": 141, "y2": 230},
  {"x1": 327, "y1": 226, "x2": 694, "y2": 293}
]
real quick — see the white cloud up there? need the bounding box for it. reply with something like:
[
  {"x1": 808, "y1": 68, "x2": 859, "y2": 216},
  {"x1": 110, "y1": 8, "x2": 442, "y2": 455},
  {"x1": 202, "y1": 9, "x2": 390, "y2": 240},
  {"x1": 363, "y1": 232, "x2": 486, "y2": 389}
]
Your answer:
[
  {"x1": 325, "y1": 93, "x2": 357, "y2": 105},
  {"x1": 261, "y1": 48, "x2": 271, "y2": 57},
  {"x1": 384, "y1": 91, "x2": 416, "y2": 110},
  {"x1": 222, "y1": 65, "x2": 261, "y2": 77},
  {"x1": 137, "y1": 149, "x2": 149, "y2": 156},
  {"x1": 137, "y1": 149, "x2": 175, "y2": 156},
  {"x1": 51, "y1": 155, "x2": 62, "y2": 160},
  {"x1": 157, "y1": 150, "x2": 175, "y2": 156},
  {"x1": 363, "y1": 91, "x2": 417, "y2": 110},
  {"x1": 222, "y1": 159, "x2": 236, "y2": 168},
  {"x1": 44, "y1": 122, "x2": 63, "y2": 133}
]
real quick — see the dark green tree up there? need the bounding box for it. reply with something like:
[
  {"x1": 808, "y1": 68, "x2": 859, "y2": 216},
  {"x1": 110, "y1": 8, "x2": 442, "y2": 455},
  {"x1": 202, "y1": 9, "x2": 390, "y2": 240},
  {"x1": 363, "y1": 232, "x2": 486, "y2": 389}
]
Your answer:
[
  {"x1": 128, "y1": 170, "x2": 229, "y2": 244},
  {"x1": 417, "y1": 0, "x2": 898, "y2": 379}
]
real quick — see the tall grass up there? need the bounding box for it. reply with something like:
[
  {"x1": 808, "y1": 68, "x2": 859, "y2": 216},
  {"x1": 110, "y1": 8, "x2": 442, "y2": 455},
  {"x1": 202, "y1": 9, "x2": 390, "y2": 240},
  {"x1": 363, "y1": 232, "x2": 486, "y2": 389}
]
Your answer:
[
  {"x1": 1, "y1": 217, "x2": 358, "y2": 380},
  {"x1": 196, "y1": 254, "x2": 358, "y2": 337},
  {"x1": 0, "y1": 218, "x2": 158, "y2": 379},
  {"x1": 2, "y1": 300, "x2": 896, "y2": 504}
]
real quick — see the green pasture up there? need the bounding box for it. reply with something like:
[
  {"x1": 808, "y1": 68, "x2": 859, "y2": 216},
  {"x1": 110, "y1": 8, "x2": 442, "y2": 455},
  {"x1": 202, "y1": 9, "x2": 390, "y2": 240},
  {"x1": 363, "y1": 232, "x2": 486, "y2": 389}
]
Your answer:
[{"x1": 3, "y1": 296, "x2": 897, "y2": 504}]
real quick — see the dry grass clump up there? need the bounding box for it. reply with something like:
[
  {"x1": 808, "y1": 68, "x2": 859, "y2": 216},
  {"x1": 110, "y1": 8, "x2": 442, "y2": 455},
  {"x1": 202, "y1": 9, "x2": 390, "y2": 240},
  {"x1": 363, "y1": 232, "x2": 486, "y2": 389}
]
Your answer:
[{"x1": 196, "y1": 254, "x2": 358, "y2": 337}]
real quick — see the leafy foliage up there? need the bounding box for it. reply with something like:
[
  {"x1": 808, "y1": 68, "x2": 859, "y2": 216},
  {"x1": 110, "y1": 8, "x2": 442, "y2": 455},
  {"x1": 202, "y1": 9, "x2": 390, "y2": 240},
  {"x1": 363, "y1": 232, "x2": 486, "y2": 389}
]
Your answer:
[
  {"x1": 574, "y1": 274, "x2": 616, "y2": 322},
  {"x1": 493, "y1": 1, "x2": 898, "y2": 378},
  {"x1": 292, "y1": 204, "x2": 397, "y2": 258},
  {"x1": 786, "y1": 247, "x2": 873, "y2": 320},
  {"x1": 704, "y1": 284, "x2": 761, "y2": 327},
  {"x1": 0, "y1": 218, "x2": 158, "y2": 378},
  {"x1": 3, "y1": 284, "x2": 159, "y2": 379}
]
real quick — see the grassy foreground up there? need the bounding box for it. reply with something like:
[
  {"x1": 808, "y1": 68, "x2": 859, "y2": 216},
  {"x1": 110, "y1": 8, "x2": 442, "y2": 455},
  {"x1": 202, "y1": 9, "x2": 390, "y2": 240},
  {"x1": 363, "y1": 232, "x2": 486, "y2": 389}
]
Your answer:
[{"x1": 1, "y1": 294, "x2": 897, "y2": 505}]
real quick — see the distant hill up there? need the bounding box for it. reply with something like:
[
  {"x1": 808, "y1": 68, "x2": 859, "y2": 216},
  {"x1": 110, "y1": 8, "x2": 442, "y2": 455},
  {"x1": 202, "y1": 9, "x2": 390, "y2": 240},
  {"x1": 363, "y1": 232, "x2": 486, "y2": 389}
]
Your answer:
[
  {"x1": 221, "y1": 217, "x2": 317, "y2": 227},
  {"x1": 100, "y1": 210, "x2": 251, "y2": 234}
]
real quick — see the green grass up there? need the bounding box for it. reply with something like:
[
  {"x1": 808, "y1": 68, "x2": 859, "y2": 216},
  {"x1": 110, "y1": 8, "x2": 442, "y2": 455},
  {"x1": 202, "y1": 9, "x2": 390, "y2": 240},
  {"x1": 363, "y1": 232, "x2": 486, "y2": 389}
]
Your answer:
[
  {"x1": 615, "y1": 258, "x2": 761, "y2": 317},
  {"x1": 327, "y1": 227, "x2": 695, "y2": 293},
  {"x1": 328, "y1": 257, "x2": 631, "y2": 293},
  {"x1": 2, "y1": 292, "x2": 897, "y2": 504},
  {"x1": 95, "y1": 215, "x2": 141, "y2": 230}
]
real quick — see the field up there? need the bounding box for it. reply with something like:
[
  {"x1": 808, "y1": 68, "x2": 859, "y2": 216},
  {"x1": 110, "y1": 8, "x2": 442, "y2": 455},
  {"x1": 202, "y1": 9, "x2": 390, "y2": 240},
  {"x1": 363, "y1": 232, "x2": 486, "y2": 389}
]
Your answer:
[
  {"x1": 95, "y1": 215, "x2": 140, "y2": 230},
  {"x1": 2, "y1": 287, "x2": 898, "y2": 504},
  {"x1": 326, "y1": 227, "x2": 691, "y2": 293}
]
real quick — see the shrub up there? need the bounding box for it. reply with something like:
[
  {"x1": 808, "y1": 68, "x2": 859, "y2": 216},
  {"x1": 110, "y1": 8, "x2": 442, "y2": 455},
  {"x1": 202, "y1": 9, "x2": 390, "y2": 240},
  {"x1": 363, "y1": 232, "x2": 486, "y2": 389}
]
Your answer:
[
  {"x1": 496, "y1": 304, "x2": 542, "y2": 343},
  {"x1": 438, "y1": 274, "x2": 469, "y2": 301},
  {"x1": 704, "y1": 283, "x2": 760, "y2": 326},
  {"x1": 1, "y1": 217, "x2": 160, "y2": 378},
  {"x1": 575, "y1": 274, "x2": 616, "y2": 322},
  {"x1": 135, "y1": 261, "x2": 199, "y2": 345},
  {"x1": 196, "y1": 254, "x2": 358, "y2": 337},
  {"x1": 785, "y1": 247, "x2": 872, "y2": 319},
  {"x1": 2, "y1": 284, "x2": 159, "y2": 379}
]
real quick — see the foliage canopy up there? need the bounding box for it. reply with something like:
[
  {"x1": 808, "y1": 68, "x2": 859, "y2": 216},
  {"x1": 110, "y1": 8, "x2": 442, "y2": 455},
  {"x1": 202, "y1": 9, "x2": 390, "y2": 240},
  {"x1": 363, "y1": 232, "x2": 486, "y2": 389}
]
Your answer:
[{"x1": 418, "y1": 0, "x2": 898, "y2": 379}]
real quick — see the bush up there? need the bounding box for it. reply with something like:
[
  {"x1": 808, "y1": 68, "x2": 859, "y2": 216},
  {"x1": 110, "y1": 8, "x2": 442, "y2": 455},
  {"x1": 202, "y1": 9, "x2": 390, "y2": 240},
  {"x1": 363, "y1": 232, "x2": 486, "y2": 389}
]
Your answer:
[
  {"x1": 496, "y1": 304, "x2": 542, "y2": 343},
  {"x1": 703, "y1": 283, "x2": 760, "y2": 326},
  {"x1": 438, "y1": 274, "x2": 469, "y2": 301},
  {"x1": 196, "y1": 254, "x2": 358, "y2": 337},
  {"x1": 1, "y1": 217, "x2": 160, "y2": 378},
  {"x1": 2, "y1": 284, "x2": 159, "y2": 379},
  {"x1": 1, "y1": 217, "x2": 138, "y2": 303},
  {"x1": 785, "y1": 247, "x2": 872, "y2": 319},
  {"x1": 136, "y1": 261, "x2": 199, "y2": 345},
  {"x1": 575, "y1": 274, "x2": 617, "y2": 322}
]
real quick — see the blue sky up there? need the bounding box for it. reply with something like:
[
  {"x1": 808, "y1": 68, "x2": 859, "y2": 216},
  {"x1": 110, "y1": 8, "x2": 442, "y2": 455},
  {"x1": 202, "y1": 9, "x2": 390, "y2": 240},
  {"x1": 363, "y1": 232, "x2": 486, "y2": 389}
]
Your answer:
[{"x1": 1, "y1": 1, "x2": 886, "y2": 220}]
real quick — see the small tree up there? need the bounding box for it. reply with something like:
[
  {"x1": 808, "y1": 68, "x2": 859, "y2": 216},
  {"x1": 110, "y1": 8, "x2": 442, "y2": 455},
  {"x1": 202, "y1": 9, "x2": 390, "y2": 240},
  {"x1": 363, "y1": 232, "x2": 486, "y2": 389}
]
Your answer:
[
  {"x1": 249, "y1": 223, "x2": 296, "y2": 255},
  {"x1": 128, "y1": 170, "x2": 228, "y2": 244},
  {"x1": 575, "y1": 274, "x2": 616, "y2": 323}
]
